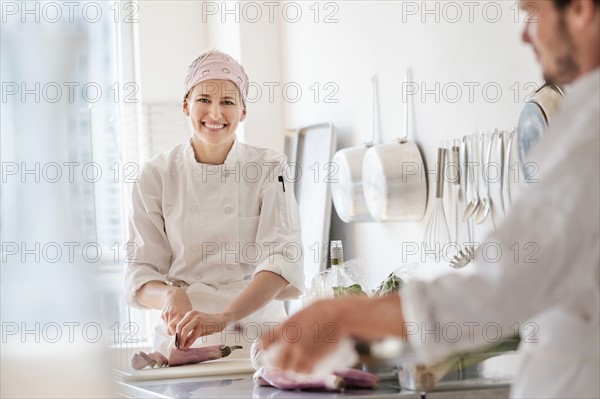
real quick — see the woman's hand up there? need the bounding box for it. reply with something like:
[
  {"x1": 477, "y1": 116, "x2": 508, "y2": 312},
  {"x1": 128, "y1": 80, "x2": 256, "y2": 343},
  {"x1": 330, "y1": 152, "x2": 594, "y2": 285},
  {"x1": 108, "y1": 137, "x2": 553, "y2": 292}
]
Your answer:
[
  {"x1": 162, "y1": 287, "x2": 193, "y2": 336},
  {"x1": 176, "y1": 311, "x2": 231, "y2": 350},
  {"x1": 171, "y1": 271, "x2": 290, "y2": 350}
]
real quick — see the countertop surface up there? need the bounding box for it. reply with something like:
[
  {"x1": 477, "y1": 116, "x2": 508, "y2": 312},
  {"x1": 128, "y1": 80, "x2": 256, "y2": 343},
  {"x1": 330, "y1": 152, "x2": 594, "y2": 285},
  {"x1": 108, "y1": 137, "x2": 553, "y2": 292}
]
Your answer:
[{"x1": 116, "y1": 373, "x2": 510, "y2": 399}]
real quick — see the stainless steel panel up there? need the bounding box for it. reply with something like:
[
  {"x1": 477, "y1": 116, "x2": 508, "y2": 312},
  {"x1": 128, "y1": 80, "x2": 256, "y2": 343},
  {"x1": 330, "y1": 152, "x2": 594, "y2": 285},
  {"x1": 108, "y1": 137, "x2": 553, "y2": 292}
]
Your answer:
[{"x1": 284, "y1": 123, "x2": 337, "y2": 281}]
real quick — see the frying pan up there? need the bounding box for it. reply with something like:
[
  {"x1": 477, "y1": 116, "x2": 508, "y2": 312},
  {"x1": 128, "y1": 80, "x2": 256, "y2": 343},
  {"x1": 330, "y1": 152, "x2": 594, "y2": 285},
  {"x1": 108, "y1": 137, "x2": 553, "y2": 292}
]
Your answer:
[
  {"x1": 330, "y1": 76, "x2": 380, "y2": 223},
  {"x1": 516, "y1": 83, "x2": 564, "y2": 182},
  {"x1": 362, "y1": 68, "x2": 428, "y2": 222}
]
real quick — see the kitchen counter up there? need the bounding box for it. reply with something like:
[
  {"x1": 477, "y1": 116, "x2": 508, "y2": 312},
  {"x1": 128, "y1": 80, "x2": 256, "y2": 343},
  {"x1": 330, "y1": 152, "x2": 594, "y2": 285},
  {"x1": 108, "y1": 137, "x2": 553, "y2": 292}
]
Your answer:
[{"x1": 115, "y1": 373, "x2": 510, "y2": 399}]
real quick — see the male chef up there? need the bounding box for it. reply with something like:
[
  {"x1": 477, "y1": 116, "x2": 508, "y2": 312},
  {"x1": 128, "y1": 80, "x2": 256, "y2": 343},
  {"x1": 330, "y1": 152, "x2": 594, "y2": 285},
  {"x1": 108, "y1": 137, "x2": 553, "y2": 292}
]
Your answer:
[{"x1": 263, "y1": 1, "x2": 600, "y2": 397}]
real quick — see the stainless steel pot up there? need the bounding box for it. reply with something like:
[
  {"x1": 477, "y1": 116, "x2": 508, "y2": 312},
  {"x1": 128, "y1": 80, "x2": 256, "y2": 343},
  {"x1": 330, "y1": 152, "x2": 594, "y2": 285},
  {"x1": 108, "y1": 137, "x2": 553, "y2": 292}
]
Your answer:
[
  {"x1": 331, "y1": 146, "x2": 373, "y2": 222},
  {"x1": 362, "y1": 68, "x2": 428, "y2": 222},
  {"x1": 331, "y1": 76, "x2": 381, "y2": 223}
]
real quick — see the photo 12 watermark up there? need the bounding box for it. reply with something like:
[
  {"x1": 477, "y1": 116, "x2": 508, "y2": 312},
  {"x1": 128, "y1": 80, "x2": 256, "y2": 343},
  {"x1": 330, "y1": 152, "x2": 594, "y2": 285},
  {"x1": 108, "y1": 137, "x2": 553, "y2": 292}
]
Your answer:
[
  {"x1": 1, "y1": 241, "x2": 139, "y2": 265},
  {"x1": 2, "y1": 81, "x2": 140, "y2": 104},
  {"x1": 1, "y1": 1, "x2": 140, "y2": 24},
  {"x1": 403, "y1": 320, "x2": 538, "y2": 344},
  {"x1": 246, "y1": 81, "x2": 340, "y2": 104},
  {"x1": 201, "y1": 1, "x2": 340, "y2": 24},
  {"x1": 399, "y1": 1, "x2": 538, "y2": 24},
  {"x1": 401, "y1": 240, "x2": 540, "y2": 264},
  {"x1": 1, "y1": 161, "x2": 140, "y2": 185},
  {"x1": 1, "y1": 321, "x2": 151, "y2": 345},
  {"x1": 402, "y1": 80, "x2": 543, "y2": 105}
]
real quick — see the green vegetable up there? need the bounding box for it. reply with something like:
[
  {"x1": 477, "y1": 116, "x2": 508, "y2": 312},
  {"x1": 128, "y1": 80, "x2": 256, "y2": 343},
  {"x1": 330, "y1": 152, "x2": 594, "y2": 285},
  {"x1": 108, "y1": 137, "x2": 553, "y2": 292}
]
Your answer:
[
  {"x1": 333, "y1": 284, "x2": 368, "y2": 297},
  {"x1": 400, "y1": 336, "x2": 520, "y2": 391},
  {"x1": 375, "y1": 273, "x2": 405, "y2": 296}
]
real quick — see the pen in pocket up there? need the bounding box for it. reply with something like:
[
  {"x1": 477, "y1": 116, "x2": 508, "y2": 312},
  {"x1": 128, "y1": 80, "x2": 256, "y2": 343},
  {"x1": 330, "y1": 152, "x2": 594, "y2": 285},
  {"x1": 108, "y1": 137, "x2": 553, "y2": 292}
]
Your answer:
[{"x1": 278, "y1": 175, "x2": 286, "y2": 192}]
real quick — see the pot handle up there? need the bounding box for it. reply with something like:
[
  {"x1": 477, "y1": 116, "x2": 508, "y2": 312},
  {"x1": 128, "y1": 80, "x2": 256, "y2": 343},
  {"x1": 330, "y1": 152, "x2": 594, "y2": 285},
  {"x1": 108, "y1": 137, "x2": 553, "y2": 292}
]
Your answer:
[
  {"x1": 367, "y1": 75, "x2": 380, "y2": 147},
  {"x1": 400, "y1": 67, "x2": 412, "y2": 144},
  {"x1": 435, "y1": 148, "x2": 447, "y2": 198}
]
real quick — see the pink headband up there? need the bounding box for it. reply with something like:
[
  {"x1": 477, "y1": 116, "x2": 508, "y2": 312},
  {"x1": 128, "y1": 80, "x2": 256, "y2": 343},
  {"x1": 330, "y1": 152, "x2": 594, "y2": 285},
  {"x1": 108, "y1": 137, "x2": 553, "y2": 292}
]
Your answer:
[{"x1": 183, "y1": 51, "x2": 249, "y2": 104}]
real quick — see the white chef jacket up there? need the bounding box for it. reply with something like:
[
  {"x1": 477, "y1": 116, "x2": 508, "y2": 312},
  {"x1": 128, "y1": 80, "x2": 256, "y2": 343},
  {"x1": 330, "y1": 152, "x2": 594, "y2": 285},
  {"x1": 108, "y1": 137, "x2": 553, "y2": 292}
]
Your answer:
[
  {"x1": 402, "y1": 68, "x2": 600, "y2": 398},
  {"x1": 125, "y1": 137, "x2": 304, "y2": 354}
]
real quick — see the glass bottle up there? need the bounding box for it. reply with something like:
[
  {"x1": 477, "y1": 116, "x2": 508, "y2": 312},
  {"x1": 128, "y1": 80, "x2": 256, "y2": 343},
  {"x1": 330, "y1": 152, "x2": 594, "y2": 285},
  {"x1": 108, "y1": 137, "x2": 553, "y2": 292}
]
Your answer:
[{"x1": 330, "y1": 240, "x2": 344, "y2": 266}]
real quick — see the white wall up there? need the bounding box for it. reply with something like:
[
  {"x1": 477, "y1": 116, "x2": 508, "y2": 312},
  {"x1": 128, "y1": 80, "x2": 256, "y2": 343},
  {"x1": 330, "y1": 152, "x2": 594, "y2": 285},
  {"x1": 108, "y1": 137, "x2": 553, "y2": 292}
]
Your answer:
[
  {"x1": 135, "y1": 1, "x2": 542, "y2": 287},
  {"x1": 238, "y1": 16, "x2": 286, "y2": 150},
  {"x1": 137, "y1": 1, "x2": 207, "y2": 104}
]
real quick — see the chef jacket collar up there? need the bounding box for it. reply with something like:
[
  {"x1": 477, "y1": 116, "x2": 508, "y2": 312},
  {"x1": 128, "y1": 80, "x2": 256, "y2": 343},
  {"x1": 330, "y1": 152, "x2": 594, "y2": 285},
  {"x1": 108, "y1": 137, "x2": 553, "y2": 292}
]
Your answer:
[
  {"x1": 185, "y1": 135, "x2": 241, "y2": 168},
  {"x1": 561, "y1": 67, "x2": 599, "y2": 99}
]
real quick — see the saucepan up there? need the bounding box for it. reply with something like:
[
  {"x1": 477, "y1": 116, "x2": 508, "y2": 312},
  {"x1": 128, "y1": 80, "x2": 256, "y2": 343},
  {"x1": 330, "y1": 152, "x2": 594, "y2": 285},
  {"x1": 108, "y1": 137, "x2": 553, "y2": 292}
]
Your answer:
[
  {"x1": 362, "y1": 68, "x2": 428, "y2": 222},
  {"x1": 331, "y1": 76, "x2": 381, "y2": 223}
]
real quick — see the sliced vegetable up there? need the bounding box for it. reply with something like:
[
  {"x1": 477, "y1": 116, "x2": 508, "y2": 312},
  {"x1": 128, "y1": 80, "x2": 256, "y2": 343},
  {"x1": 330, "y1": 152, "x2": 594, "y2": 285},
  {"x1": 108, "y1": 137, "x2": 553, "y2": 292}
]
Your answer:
[
  {"x1": 131, "y1": 352, "x2": 151, "y2": 370},
  {"x1": 148, "y1": 351, "x2": 168, "y2": 367},
  {"x1": 168, "y1": 345, "x2": 243, "y2": 367},
  {"x1": 138, "y1": 351, "x2": 156, "y2": 367},
  {"x1": 131, "y1": 345, "x2": 243, "y2": 370}
]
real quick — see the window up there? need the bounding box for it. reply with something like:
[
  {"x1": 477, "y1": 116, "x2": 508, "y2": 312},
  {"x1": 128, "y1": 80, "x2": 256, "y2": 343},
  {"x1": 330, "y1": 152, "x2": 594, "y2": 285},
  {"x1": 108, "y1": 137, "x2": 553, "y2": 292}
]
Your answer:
[{"x1": 0, "y1": 1, "x2": 145, "y2": 365}]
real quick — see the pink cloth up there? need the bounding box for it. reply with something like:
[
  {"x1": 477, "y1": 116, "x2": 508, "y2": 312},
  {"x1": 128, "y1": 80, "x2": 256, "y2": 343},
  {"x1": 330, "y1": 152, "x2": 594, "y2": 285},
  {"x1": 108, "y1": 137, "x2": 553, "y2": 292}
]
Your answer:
[{"x1": 183, "y1": 51, "x2": 249, "y2": 103}]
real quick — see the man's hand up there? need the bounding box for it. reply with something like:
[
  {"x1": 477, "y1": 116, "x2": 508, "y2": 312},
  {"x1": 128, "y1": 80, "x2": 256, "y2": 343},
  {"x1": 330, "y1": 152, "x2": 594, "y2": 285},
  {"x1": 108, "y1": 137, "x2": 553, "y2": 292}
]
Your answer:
[
  {"x1": 262, "y1": 295, "x2": 407, "y2": 374},
  {"x1": 262, "y1": 299, "x2": 344, "y2": 373}
]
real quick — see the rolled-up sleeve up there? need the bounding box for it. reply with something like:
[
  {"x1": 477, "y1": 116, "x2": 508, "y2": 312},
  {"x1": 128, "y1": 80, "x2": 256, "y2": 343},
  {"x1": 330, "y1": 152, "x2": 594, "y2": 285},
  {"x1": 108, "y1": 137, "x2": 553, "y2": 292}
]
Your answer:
[
  {"x1": 125, "y1": 163, "x2": 172, "y2": 309},
  {"x1": 399, "y1": 187, "x2": 575, "y2": 365},
  {"x1": 252, "y1": 156, "x2": 304, "y2": 300}
]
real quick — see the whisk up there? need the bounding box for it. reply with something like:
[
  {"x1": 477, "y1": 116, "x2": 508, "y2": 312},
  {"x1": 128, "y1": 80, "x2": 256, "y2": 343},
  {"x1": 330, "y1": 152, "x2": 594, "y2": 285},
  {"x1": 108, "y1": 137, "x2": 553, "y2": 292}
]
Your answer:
[{"x1": 424, "y1": 147, "x2": 451, "y2": 260}]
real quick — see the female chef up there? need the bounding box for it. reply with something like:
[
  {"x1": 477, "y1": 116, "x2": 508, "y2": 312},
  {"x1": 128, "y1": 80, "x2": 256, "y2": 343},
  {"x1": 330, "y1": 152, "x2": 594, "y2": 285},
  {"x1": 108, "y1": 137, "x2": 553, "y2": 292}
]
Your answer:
[{"x1": 125, "y1": 50, "x2": 304, "y2": 357}]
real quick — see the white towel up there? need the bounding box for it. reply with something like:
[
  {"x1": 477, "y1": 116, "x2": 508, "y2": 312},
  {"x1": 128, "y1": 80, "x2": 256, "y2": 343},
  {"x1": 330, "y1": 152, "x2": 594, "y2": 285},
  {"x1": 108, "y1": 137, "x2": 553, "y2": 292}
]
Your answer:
[{"x1": 261, "y1": 337, "x2": 358, "y2": 376}]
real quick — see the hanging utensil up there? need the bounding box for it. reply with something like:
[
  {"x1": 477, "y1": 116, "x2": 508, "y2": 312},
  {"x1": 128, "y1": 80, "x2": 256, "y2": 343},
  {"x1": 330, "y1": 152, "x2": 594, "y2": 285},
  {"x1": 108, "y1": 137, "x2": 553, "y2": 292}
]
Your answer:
[
  {"x1": 362, "y1": 67, "x2": 428, "y2": 222},
  {"x1": 462, "y1": 134, "x2": 479, "y2": 221},
  {"x1": 475, "y1": 132, "x2": 492, "y2": 224},
  {"x1": 331, "y1": 76, "x2": 379, "y2": 223},
  {"x1": 456, "y1": 136, "x2": 471, "y2": 248},
  {"x1": 489, "y1": 130, "x2": 505, "y2": 228},
  {"x1": 449, "y1": 246, "x2": 474, "y2": 269},
  {"x1": 504, "y1": 128, "x2": 516, "y2": 212},
  {"x1": 423, "y1": 147, "x2": 451, "y2": 259},
  {"x1": 449, "y1": 140, "x2": 461, "y2": 243}
]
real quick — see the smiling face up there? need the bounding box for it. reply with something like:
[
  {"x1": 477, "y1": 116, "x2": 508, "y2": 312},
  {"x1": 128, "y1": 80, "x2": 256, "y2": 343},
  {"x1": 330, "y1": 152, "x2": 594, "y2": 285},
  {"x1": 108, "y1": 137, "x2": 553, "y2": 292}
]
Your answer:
[
  {"x1": 183, "y1": 79, "x2": 246, "y2": 151},
  {"x1": 520, "y1": 0, "x2": 581, "y2": 84}
]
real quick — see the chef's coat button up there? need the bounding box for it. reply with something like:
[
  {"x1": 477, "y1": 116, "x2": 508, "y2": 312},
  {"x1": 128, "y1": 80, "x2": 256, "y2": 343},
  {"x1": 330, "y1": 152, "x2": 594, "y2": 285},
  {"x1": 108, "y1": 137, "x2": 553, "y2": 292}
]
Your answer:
[
  {"x1": 191, "y1": 205, "x2": 200, "y2": 214},
  {"x1": 224, "y1": 206, "x2": 233, "y2": 214},
  {"x1": 193, "y1": 170, "x2": 201, "y2": 178},
  {"x1": 191, "y1": 244, "x2": 200, "y2": 252},
  {"x1": 226, "y1": 265, "x2": 235, "y2": 271}
]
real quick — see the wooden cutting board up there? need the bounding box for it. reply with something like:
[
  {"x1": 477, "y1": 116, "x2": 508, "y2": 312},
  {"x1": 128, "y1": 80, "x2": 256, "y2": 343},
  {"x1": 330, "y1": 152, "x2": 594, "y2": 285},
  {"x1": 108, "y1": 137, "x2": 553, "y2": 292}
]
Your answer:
[{"x1": 115, "y1": 357, "x2": 255, "y2": 382}]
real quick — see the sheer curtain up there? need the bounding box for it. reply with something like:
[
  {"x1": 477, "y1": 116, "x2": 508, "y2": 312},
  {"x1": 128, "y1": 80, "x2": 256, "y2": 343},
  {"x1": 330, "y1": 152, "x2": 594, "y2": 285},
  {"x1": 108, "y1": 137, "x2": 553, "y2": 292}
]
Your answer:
[{"x1": 0, "y1": 1, "x2": 141, "y2": 393}]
